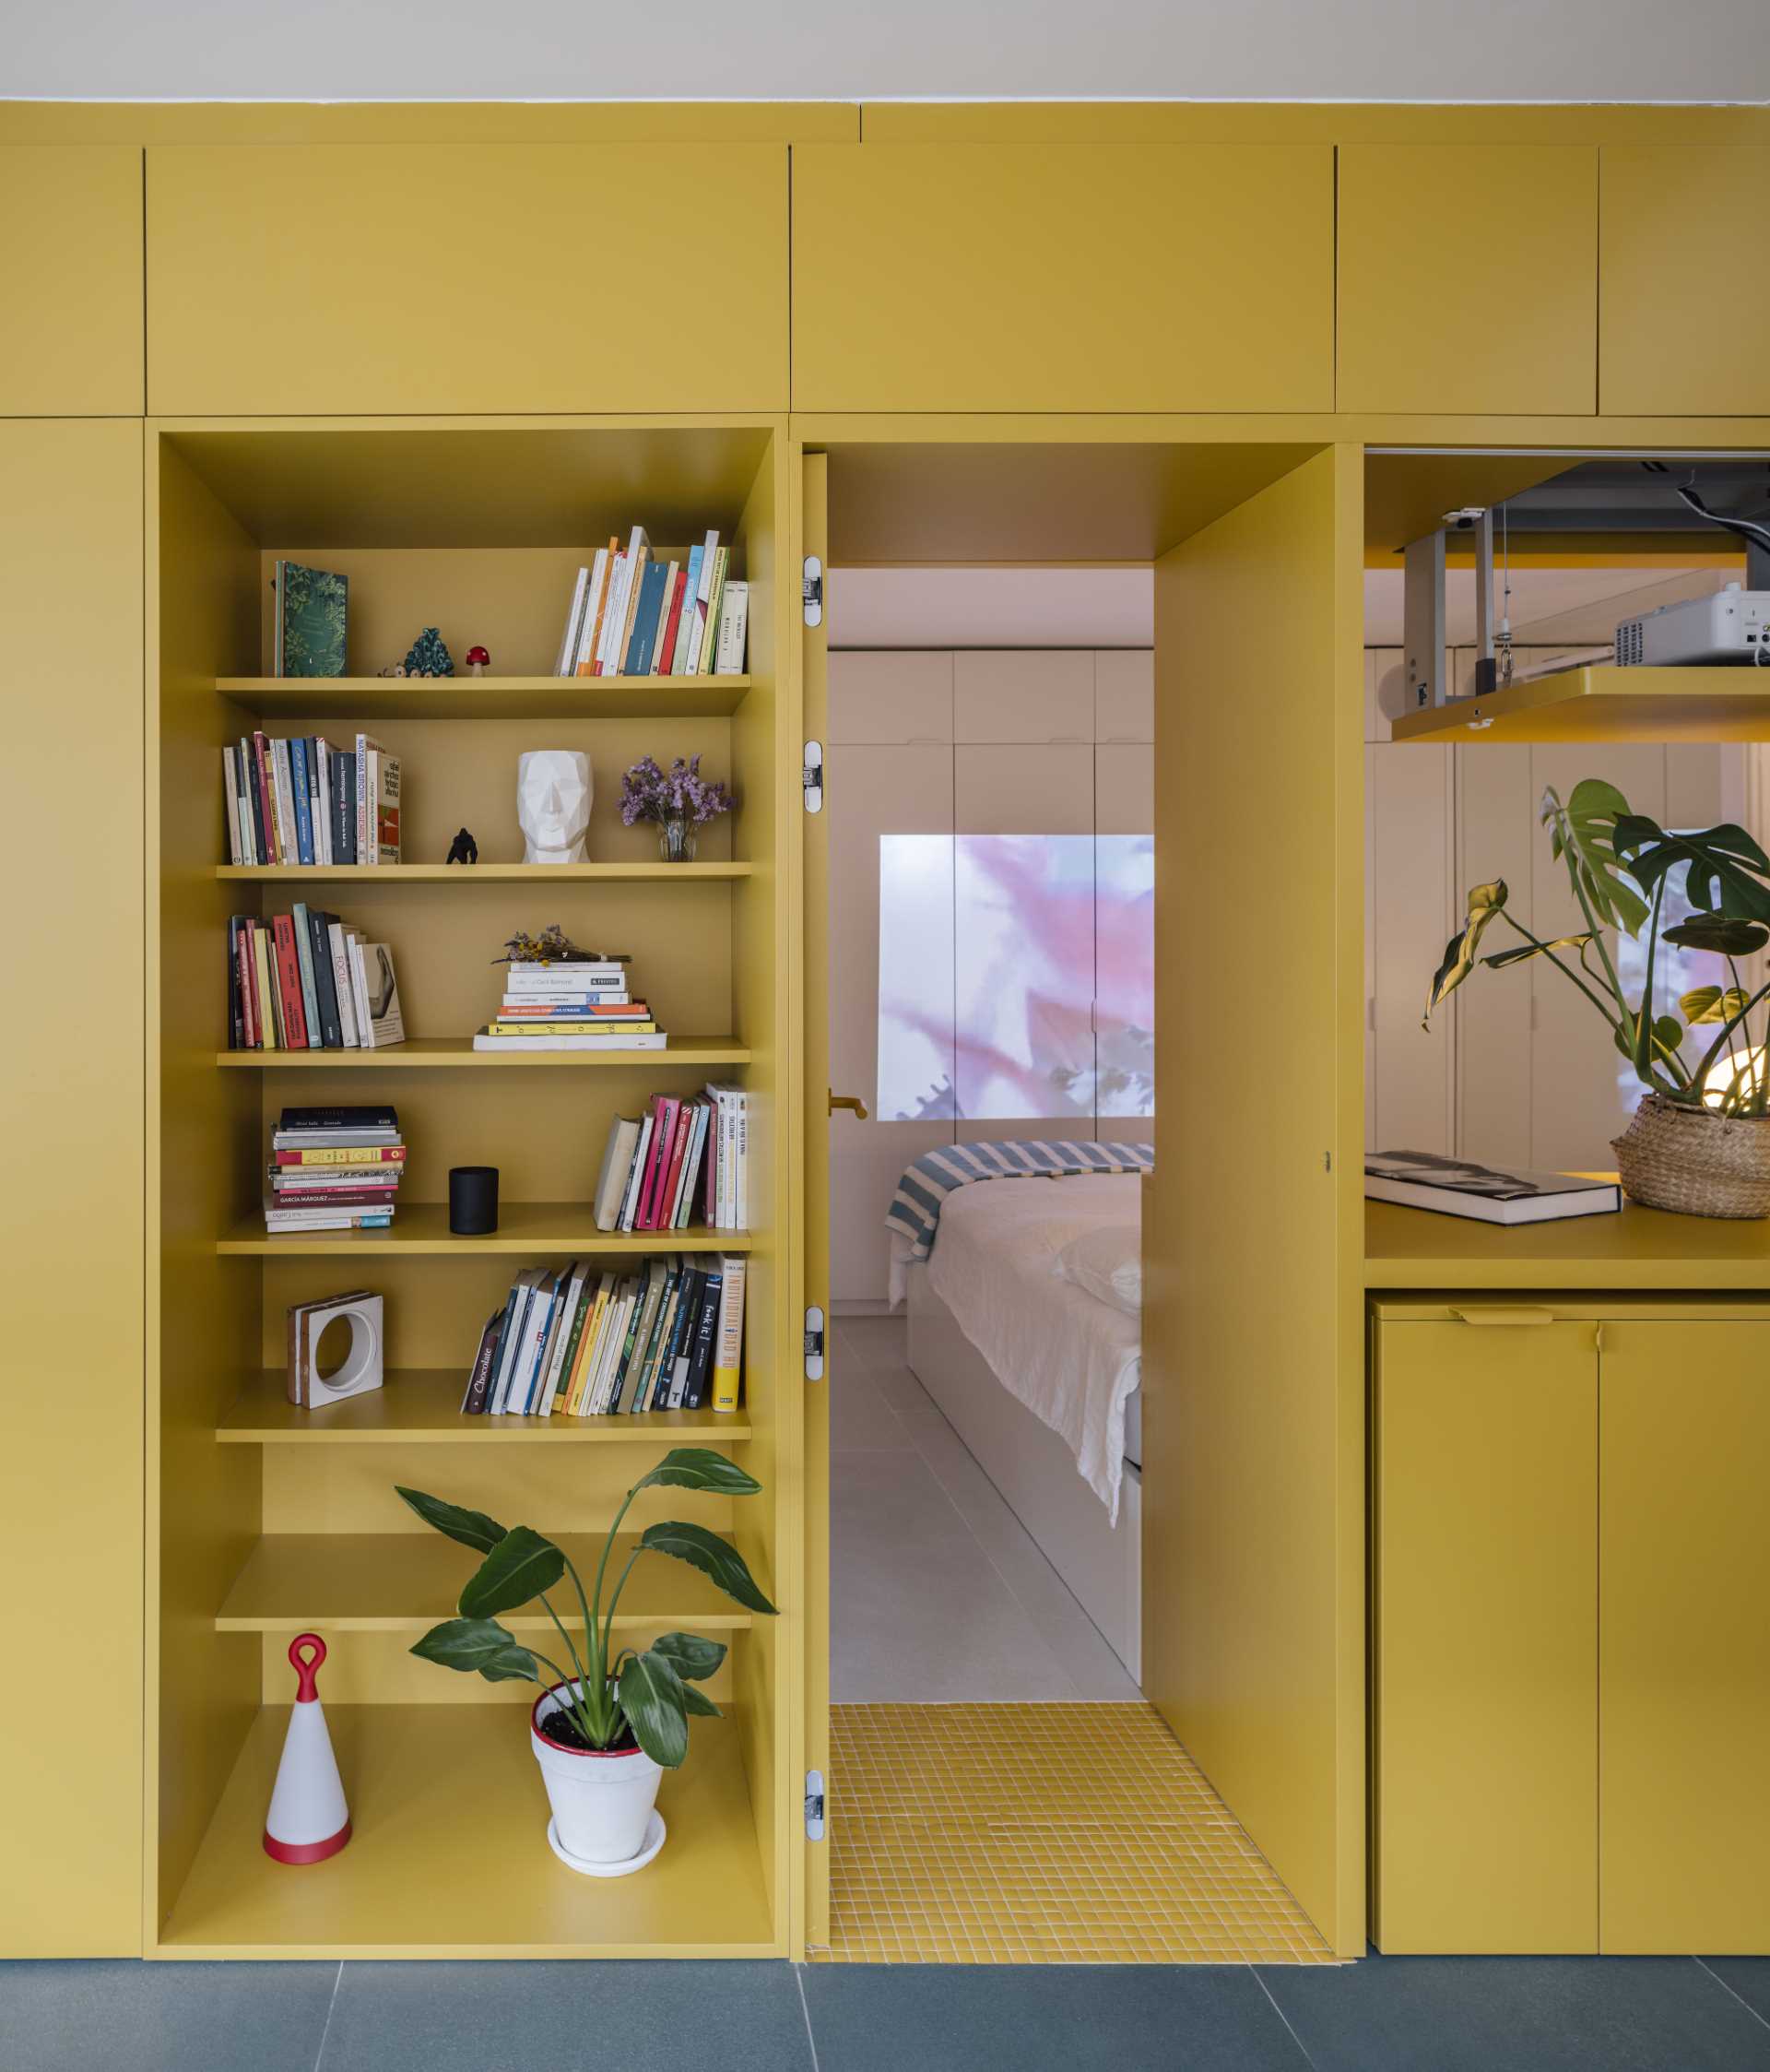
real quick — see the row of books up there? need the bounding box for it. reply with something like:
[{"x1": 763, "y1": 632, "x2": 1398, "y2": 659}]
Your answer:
[
  {"x1": 228, "y1": 907, "x2": 406, "y2": 1051},
  {"x1": 462, "y1": 1253, "x2": 746, "y2": 1416},
  {"x1": 223, "y1": 731, "x2": 400, "y2": 868},
  {"x1": 553, "y1": 527, "x2": 748, "y2": 679},
  {"x1": 266, "y1": 1106, "x2": 407, "y2": 1234},
  {"x1": 474, "y1": 957, "x2": 667, "y2": 1053},
  {"x1": 593, "y1": 1089, "x2": 749, "y2": 1233}
]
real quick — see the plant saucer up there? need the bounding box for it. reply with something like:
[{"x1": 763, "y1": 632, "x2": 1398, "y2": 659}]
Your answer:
[{"x1": 546, "y1": 1810, "x2": 666, "y2": 1878}]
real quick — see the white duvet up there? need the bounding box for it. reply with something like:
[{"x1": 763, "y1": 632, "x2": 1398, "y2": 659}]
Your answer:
[{"x1": 924, "y1": 1172, "x2": 1141, "y2": 1521}]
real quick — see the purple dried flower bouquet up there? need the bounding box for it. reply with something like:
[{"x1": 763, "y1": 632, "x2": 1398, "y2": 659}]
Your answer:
[{"x1": 620, "y1": 754, "x2": 735, "y2": 863}]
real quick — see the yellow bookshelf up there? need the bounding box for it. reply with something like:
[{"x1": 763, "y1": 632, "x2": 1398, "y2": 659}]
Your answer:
[{"x1": 151, "y1": 415, "x2": 792, "y2": 1960}]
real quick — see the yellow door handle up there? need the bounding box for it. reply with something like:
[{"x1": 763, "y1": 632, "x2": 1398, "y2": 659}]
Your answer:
[
  {"x1": 1449, "y1": 1307, "x2": 1558, "y2": 1327},
  {"x1": 829, "y1": 1092, "x2": 870, "y2": 1120}
]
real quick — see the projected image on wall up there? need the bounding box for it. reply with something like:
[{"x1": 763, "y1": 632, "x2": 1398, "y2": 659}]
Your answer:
[{"x1": 878, "y1": 833, "x2": 1153, "y2": 1125}]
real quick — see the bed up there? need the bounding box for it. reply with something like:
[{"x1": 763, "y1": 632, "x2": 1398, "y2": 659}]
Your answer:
[{"x1": 887, "y1": 1144, "x2": 1149, "y2": 1682}]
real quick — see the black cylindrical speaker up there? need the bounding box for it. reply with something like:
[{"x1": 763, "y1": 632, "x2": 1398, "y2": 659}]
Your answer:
[{"x1": 449, "y1": 1165, "x2": 499, "y2": 1236}]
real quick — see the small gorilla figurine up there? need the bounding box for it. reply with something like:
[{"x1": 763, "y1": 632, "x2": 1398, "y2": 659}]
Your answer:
[{"x1": 445, "y1": 827, "x2": 478, "y2": 866}]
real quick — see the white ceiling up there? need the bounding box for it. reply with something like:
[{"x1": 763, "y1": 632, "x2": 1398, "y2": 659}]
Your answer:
[{"x1": 9, "y1": 0, "x2": 1770, "y2": 103}]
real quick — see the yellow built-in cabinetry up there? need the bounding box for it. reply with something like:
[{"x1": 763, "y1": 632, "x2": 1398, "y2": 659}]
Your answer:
[
  {"x1": 790, "y1": 143, "x2": 1334, "y2": 413},
  {"x1": 0, "y1": 421, "x2": 146, "y2": 1954},
  {"x1": 1337, "y1": 145, "x2": 1599, "y2": 415},
  {"x1": 0, "y1": 147, "x2": 144, "y2": 414},
  {"x1": 1373, "y1": 1298, "x2": 1770, "y2": 1955},
  {"x1": 145, "y1": 145, "x2": 792, "y2": 415}
]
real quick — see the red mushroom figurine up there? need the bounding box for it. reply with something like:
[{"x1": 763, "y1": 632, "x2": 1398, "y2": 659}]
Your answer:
[{"x1": 466, "y1": 645, "x2": 490, "y2": 677}]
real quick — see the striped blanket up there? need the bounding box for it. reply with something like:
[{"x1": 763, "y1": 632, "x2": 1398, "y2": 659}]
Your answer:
[{"x1": 885, "y1": 1139, "x2": 1155, "y2": 1307}]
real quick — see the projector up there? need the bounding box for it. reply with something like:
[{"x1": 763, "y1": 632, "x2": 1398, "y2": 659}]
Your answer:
[{"x1": 1614, "y1": 584, "x2": 1770, "y2": 667}]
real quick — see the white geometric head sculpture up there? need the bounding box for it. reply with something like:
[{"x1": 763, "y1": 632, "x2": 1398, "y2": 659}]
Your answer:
[{"x1": 518, "y1": 750, "x2": 593, "y2": 865}]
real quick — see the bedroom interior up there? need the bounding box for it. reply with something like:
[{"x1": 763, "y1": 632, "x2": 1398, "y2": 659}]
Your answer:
[{"x1": 9, "y1": 97, "x2": 1770, "y2": 2064}]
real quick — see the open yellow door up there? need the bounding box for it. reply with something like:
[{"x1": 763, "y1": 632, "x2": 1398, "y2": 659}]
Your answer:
[
  {"x1": 1144, "y1": 444, "x2": 1366, "y2": 1956},
  {"x1": 795, "y1": 451, "x2": 832, "y2": 1955}
]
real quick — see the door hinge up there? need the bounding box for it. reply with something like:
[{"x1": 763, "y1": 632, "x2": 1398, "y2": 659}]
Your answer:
[
  {"x1": 804, "y1": 1305, "x2": 826, "y2": 1381},
  {"x1": 802, "y1": 740, "x2": 824, "y2": 814},
  {"x1": 805, "y1": 1769, "x2": 826, "y2": 1841},
  {"x1": 802, "y1": 555, "x2": 824, "y2": 628}
]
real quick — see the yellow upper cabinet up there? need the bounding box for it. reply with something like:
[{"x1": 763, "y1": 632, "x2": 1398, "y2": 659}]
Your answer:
[
  {"x1": 146, "y1": 144, "x2": 790, "y2": 415},
  {"x1": 1600, "y1": 148, "x2": 1770, "y2": 415},
  {"x1": 790, "y1": 143, "x2": 1333, "y2": 413},
  {"x1": 0, "y1": 147, "x2": 144, "y2": 415},
  {"x1": 1337, "y1": 145, "x2": 1598, "y2": 416}
]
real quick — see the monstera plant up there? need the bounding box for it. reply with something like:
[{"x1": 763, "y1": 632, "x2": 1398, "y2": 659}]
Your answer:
[
  {"x1": 397, "y1": 1449, "x2": 776, "y2": 1869},
  {"x1": 1426, "y1": 780, "x2": 1770, "y2": 1216}
]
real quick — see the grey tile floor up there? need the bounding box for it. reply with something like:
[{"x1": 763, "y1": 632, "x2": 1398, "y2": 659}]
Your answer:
[
  {"x1": 830, "y1": 1314, "x2": 1139, "y2": 1701},
  {"x1": 6, "y1": 1955, "x2": 1768, "y2": 2072}
]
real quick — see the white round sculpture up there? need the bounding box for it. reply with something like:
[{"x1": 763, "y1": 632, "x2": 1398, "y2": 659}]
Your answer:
[{"x1": 518, "y1": 750, "x2": 592, "y2": 865}]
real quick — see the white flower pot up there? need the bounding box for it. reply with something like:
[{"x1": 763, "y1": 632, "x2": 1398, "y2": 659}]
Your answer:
[{"x1": 530, "y1": 1683, "x2": 664, "y2": 1866}]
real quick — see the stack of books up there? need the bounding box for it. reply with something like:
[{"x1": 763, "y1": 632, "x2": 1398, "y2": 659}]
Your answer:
[
  {"x1": 473, "y1": 956, "x2": 665, "y2": 1053},
  {"x1": 227, "y1": 907, "x2": 405, "y2": 1051},
  {"x1": 223, "y1": 729, "x2": 400, "y2": 867},
  {"x1": 266, "y1": 1106, "x2": 407, "y2": 1234},
  {"x1": 593, "y1": 1086, "x2": 749, "y2": 1233},
  {"x1": 553, "y1": 526, "x2": 749, "y2": 679},
  {"x1": 461, "y1": 1252, "x2": 746, "y2": 1417}
]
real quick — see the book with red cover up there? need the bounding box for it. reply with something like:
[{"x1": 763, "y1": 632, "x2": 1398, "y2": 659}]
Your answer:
[
  {"x1": 272, "y1": 1144, "x2": 407, "y2": 1166},
  {"x1": 635, "y1": 1095, "x2": 678, "y2": 1229},
  {"x1": 270, "y1": 915, "x2": 309, "y2": 1048},
  {"x1": 656, "y1": 568, "x2": 689, "y2": 675},
  {"x1": 234, "y1": 918, "x2": 257, "y2": 1048},
  {"x1": 271, "y1": 1187, "x2": 401, "y2": 1208},
  {"x1": 654, "y1": 1101, "x2": 694, "y2": 1232}
]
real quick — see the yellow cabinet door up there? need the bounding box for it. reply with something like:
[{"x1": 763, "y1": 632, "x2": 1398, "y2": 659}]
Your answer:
[
  {"x1": 1600, "y1": 148, "x2": 1770, "y2": 414},
  {"x1": 0, "y1": 147, "x2": 144, "y2": 415},
  {"x1": 1373, "y1": 1313, "x2": 1598, "y2": 1953},
  {"x1": 147, "y1": 144, "x2": 789, "y2": 414},
  {"x1": 1337, "y1": 145, "x2": 1598, "y2": 416},
  {"x1": 1599, "y1": 1320, "x2": 1770, "y2": 1952},
  {"x1": 0, "y1": 422, "x2": 144, "y2": 1953},
  {"x1": 791, "y1": 143, "x2": 1333, "y2": 413}
]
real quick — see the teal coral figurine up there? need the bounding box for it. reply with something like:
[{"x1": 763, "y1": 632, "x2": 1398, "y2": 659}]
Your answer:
[{"x1": 403, "y1": 627, "x2": 454, "y2": 678}]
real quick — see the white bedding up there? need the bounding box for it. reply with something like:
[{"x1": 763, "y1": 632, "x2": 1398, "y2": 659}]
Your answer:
[{"x1": 924, "y1": 1172, "x2": 1141, "y2": 1522}]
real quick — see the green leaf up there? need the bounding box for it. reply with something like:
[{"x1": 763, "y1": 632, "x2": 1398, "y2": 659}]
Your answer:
[
  {"x1": 635, "y1": 1448, "x2": 762, "y2": 1497},
  {"x1": 639, "y1": 1521, "x2": 779, "y2": 1615},
  {"x1": 1540, "y1": 782, "x2": 1651, "y2": 936},
  {"x1": 1612, "y1": 1012, "x2": 1685, "y2": 1064},
  {"x1": 409, "y1": 1617, "x2": 540, "y2": 1684},
  {"x1": 1425, "y1": 880, "x2": 1508, "y2": 1021},
  {"x1": 680, "y1": 1682, "x2": 722, "y2": 1718},
  {"x1": 618, "y1": 1650, "x2": 690, "y2": 1769},
  {"x1": 1679, "y1": 985, "x2": 1751, "y2": 1026},
  {"x1": 1480, "y1": 932, "x2": 1594, "y2": 971},
  {"x1": 395, "y1": 1487, "x2": 508, "y2": 1555},
  {"x1": 650, "y1": 1630, "x2": 727, "y2": 1682},
  {"x1": 1663, "y1": 914, "x2": 1770, "y2": 956},
  {"x1": 1614, "y1": 818, "x2": 1770, "y2": 925},
  {"x1": 458, "y1": 1524, "x2": 566, "y2": 1620}
]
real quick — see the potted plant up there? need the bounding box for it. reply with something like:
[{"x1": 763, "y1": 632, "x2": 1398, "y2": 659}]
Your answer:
[
  {"x1": 620, "y1": 753, "x2": 735, "y2": 863},
  {"x1": 397, "y1": 1447, "x2": 775, "y2": 1871},
  {"x1": 1427, "y1": 778, "x2": 1770, "y2": 1217}
]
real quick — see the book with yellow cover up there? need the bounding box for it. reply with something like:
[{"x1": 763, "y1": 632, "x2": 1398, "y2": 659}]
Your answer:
[{"x1": 710, "y1": 1252, "x2": 745, "y2": 1414}]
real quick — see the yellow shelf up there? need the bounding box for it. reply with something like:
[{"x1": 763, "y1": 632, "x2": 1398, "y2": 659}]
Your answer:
[
  {"x1": 216, "y1": 1533, "x2": 760, "y2": 1634},
  {"x1": 157, "y1": 1706, "x2": 774, "y2": 1958},
  {"x1": 216, "y1": 674, "x2": 750, "y2": 721},
  {"x1": 1366, "y1": 1197, "x2": 1770, "y2": 1289},
  {"x1": 216, "y1": 1036, "x2": 749, "y2": 1069},
  {"x1": 218, "y1": 1370, "x2": 750, "y2": 1442},
  {"x1": 216, "y1": 1202, "x2": 749, "y2": 1256},
  {"x1": 216, "y1": 861, "x2": 753, "y2": 882},
  {"x1": 1391, "y1": 666, "x2": 1770, "y2": 745}
]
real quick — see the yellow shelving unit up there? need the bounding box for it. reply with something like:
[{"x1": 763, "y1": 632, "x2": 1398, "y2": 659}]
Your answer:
[
  {"x1": 1390, "y1": 665, "x2": 1770, "y2": 745},
  {"x1": 149, "y1": 414, "x2": 794, "y2": 1960}
]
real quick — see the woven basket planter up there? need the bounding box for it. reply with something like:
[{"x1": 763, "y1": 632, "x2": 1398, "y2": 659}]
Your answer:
[{"x1": 1611, "y1": 1094, "x2": 1770, "y2": 1219}]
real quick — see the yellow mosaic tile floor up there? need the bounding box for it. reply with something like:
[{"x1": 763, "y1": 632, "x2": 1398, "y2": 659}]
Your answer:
[{"x1": 813, "y1": 1702, "x2": 1336, "y2": 1965}]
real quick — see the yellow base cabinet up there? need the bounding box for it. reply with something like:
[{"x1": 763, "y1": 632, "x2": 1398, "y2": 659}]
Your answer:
[
  {"x1": 1374, "y1": 1297, "x2": 1770, "y2": 1956},
  {"x1": 1599, "y1": 1321, "x2": 1770, "y2": 1953},
  {"x1": 1372, "y1": 1307, "x2": 1599, "y2": 1954}
]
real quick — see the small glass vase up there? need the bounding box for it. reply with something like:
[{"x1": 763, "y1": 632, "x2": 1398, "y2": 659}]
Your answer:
[{"x1": 657, "y1": 816, "x2": 698, "y2": 864}]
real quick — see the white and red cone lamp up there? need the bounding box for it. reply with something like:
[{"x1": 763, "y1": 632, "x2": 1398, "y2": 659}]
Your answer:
[{"x1": 264, "y1": 1632, "x2": 351, "y2": 1865}]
